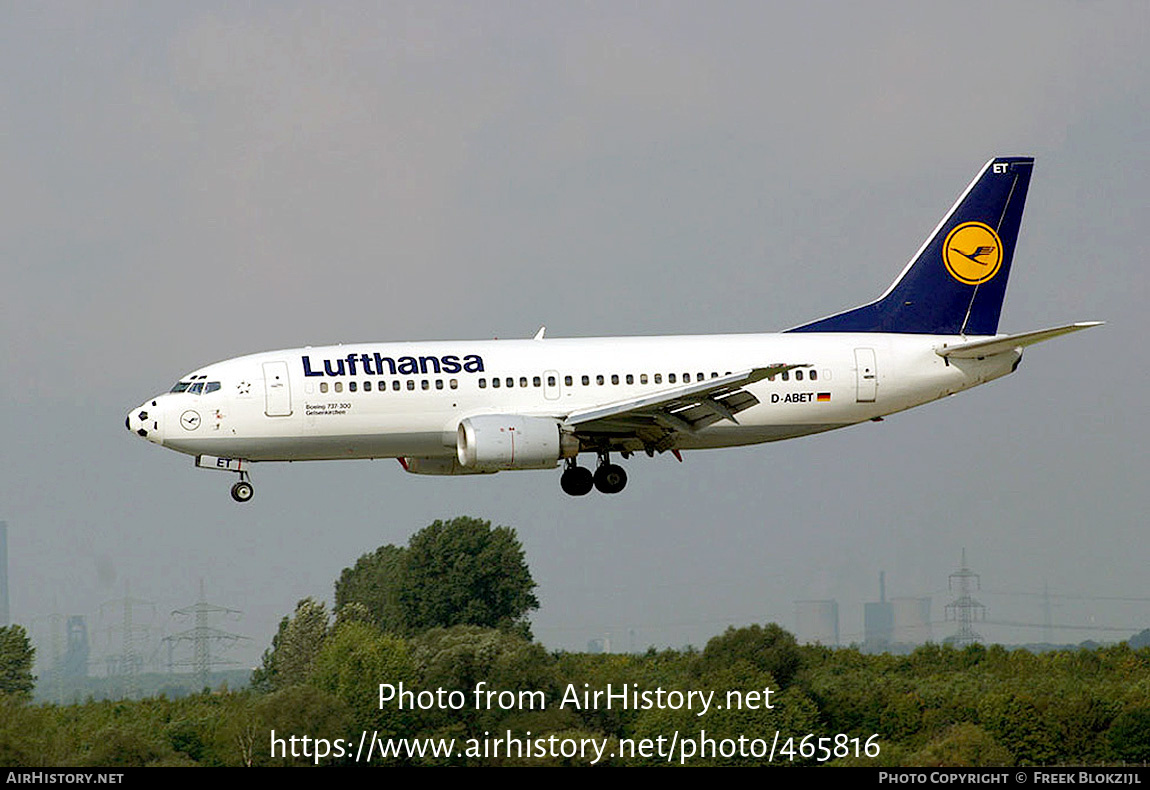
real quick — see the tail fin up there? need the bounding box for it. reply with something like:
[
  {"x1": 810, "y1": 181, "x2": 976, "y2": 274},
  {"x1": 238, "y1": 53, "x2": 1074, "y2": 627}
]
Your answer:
[{"x1": 789, "y1": 156, "x2": 1034, "y2": 335}]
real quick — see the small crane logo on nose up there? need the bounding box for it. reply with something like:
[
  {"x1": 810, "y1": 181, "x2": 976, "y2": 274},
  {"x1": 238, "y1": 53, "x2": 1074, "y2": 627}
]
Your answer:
[{"x1": 180, "y1": 411, "x2": 201, "y2": 431}]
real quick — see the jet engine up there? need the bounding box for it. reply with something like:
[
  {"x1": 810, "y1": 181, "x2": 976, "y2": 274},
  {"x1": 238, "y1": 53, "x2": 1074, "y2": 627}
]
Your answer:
[{"x1": 457, "y1": 415, "x2": 579, "y2": 471}]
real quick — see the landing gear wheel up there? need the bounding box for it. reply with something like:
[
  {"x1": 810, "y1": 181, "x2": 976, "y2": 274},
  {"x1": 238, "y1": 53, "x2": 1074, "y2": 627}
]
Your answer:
[
  {"x1": 230, "y1": 480, "x2": 254, "y2": 503},
  {"x1": 561, "y1": 466, "x2": 594, "y2": 496},
  {"x1": 593, "y1": 463, "x2": 628, "y2": 494}
]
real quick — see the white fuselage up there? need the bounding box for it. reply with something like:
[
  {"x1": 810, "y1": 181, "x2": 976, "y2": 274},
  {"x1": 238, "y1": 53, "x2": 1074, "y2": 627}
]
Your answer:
[{"x1": 126, "y1": 332, "x2": 1019, "y2": 464}]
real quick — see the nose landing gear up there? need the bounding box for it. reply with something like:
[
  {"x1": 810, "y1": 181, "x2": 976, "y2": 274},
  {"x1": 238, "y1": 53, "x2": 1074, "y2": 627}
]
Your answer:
[
  {"x1": 229, "y1": 470, "x2": 254, "y2": 503},
  {"x1": 196, "y1": 456, "x2": 256, "y2": 503}
]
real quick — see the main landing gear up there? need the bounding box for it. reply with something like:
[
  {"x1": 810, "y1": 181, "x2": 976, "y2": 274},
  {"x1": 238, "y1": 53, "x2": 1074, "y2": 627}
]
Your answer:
[{"x1": 560, "y1": 453, "x2": 627, "y2": 496}]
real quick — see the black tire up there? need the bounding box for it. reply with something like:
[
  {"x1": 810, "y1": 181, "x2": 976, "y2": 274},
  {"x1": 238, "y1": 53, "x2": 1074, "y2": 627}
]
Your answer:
[
  {"x1": 593, "y1": 463, "x2": 628, "y2": 494},
  {"x1": 561, "y1": 466, "x2": 594, "y2": 496},
  {"x1": 230, "y1": 481, "x2": 254, "y2": 503}
]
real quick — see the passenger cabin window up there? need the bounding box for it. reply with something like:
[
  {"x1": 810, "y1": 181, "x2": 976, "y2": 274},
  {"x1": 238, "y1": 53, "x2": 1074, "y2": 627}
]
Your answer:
[
  {"x1": 392, "y1": 381, "x2": 400, "y2": 391},
  {"x1": 349, "y1": 381, "x2": 358, "y2": 392},
  {"x1": 334, "y1": 382, "x2": 343, "y2": 392},
  {"x1": 596, "y1": 375, "x2": 604, "y2": 385},
  {"x1": 668, "y1": 374, "x2": 677, "y2": 383},
  {"x1": 810, "y1": 370, "x2": 818, "y2": 381},
  {"x1": 479, "y1": 378, "x2": 487, "y2": 388},
  {"x1": 436, "y1": 380, "x2": 444, "y2": 390},
  {"x1": 493, "y1": 378, "x2": 500, "y2": 388},
  {"x1": 547, "y1": 375, "x2": 556, "y2": 387},
  {"x1": 640, "y1": 374, "x2": 648, "y2": 384},
  {"x1": 611, "y1": 374, "x2": 619, "y2": 385},
  {"x1": 654, "y1": 374, "x2": 662, "y2": 384},
  {"x1": 520, "y1": 377, "x2": 528, "y2": 388},
  {"x1": 450, "y1": 379, "x2": 458, "y2": 389},
  {"x1": 364, "y1": 381, "x2": 372, "y2": 392},
  {"x1": 534, "y1": 376, "x2": 542, "y2": 387},
  {"x1": 320, "y1": 382, "x2": 329, "y2": 393},
  {"x1": 406, "y1": 380, "x2": 414, "y2": 391},
  {"x1": 795, "y1": 370, "x2": 803, "y2": 381},
  {"x1": 582, "y1": 375, "x2": 590, "y2": 386},
  {"x1": 781, "y1": 371, "x2": 789, "y2": 381},
  {"x1": 564, "y1": 375, "x2": 572, "y2": 386}
]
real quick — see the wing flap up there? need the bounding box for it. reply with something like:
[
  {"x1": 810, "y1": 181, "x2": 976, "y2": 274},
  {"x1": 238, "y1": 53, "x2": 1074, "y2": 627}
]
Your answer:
[{"x1": 566, "y1": 364, "x2": 804, "y2": 439}]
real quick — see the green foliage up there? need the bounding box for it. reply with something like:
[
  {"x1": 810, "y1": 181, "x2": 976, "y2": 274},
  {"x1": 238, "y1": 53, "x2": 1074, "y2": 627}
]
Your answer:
[
  {"x1": 1107, "y1": 705, "x2": 1150, "y2": 762},
  {"x1": 336, "y1": 517, "x2": 539, "y2": 638},
  {"x1": 700, "y1": 623, "x2": 803, "y2": 689},
  {"x1": 0, "y1": 624, "x2": 36, "y2": 699},
  {"x1": 251, "y1": 598, "x2": 331, "y2": 692},
  {"x1": 310, "y1": 621, "x2": 417, "y2": 747},
  {"x1": 401, "y1": 518, "x2": 539, "y2": 636},
  {"x1": 335, "y1": 544, "x2": 408, "y2": 632},
  {"x1": 254, "y1": 685, "x2": 355, "y2": 767},
  {"x1": 907, "y1": 723, "x2": 1014, "y2": 767},
  {"x1": 412, "y1": 625, "x2": 560, "y2": 740}
]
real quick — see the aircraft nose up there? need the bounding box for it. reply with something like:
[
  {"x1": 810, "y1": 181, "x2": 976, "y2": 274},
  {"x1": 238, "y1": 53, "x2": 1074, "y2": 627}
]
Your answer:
[{"x1": 126, "y1": 399, "x2": 164, "y2": 444}]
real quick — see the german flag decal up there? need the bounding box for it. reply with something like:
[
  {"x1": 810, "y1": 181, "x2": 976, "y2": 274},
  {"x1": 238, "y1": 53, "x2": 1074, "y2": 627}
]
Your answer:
[{"x1": 817, "y1": 392, "x2": 831, "y2": 402}]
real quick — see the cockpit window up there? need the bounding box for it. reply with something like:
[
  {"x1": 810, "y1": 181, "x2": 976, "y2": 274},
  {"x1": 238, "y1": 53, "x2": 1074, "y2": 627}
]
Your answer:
[
  {"x1": 189, "y1": 382, "x2": 204, "y2": 394},
  {"x1": 170, "y1": 381, "x2": 192, "y2": 393},
  {"x1": 204, "y1": 382, "x2": 221, "y2": 394}
]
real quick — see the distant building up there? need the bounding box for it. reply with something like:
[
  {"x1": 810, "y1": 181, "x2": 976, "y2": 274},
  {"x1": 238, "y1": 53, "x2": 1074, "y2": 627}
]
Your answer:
[
  {"x1": 864, "y1": 570, "x2": 894, "y2": 652},
  {"x1": 587, "y1": 636, "x2": 611, "y2": 654},
  {"x1": 864, "y1": 601, "x2": 894, "y2": 652},
  {"x1": 795, "y1": 600, "x2": 839, "y2": 646},
  {"x1": 892, "y1": 597, "x2": 933, "y2": 644},
  {"x1": 62, "y1": 616, "x2": 89, "y2": 678}
]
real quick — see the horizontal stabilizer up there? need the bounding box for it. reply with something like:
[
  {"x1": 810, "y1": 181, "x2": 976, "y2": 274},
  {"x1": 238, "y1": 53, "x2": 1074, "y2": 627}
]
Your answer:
[{"x1": 935, "y1": 322, "x2": 1103, "y2": 359}]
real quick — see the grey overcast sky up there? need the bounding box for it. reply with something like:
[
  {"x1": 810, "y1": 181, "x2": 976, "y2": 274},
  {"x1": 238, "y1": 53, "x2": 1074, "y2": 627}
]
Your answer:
[{"x1": 2, "y1": 2, "x2": 1147, "y2": 670}]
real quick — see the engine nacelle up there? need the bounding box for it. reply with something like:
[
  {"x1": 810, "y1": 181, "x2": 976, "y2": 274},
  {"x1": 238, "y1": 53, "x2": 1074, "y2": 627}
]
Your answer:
[
  {"x1": 457, "y1": 415, "x2": 579, "y2": 471},
  {"x1": 401, "y1": 457, "x2": 496, "y2": 475}
]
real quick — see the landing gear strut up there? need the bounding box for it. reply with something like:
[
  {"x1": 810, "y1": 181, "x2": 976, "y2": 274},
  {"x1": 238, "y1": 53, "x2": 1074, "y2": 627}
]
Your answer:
[{"x1": 230, "y1": 471, "x2": 254, "y2": 503}]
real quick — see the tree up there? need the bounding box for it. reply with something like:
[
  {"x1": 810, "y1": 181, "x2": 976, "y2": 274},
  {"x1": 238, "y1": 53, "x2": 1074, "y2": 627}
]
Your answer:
[
  {"x1": 400, "y1": 518, "x2": 539, "y2": 637},
  {"x1": 699, "y1": 623, "x2": 803, "y2": 689},
  {"x1": 0, "y1": 625, "x2": 35, "y2": 700},
  {"x1": 334, "y1": 544, "x2": 407, "y2": 632},
  {"x1": 250, "y1": 598, "x2": 330, "y2": 691},
  {"x1": 336, "y1": 517, "x2": 539, "y2": 638}
]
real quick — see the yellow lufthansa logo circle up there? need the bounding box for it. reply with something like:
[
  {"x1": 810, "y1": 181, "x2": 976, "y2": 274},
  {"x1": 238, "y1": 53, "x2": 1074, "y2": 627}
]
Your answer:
[{"x1": 943, "y1": 222, "x2": 1003, "y2": 285}]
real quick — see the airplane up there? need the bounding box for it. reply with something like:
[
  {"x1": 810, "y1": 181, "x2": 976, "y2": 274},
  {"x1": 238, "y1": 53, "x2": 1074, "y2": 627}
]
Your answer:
[{"x1": 127, "y1": 156, "x2": 1100, "y2": 502}]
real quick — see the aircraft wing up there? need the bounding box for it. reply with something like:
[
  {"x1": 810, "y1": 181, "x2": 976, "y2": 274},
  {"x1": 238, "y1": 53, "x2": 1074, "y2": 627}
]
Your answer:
[
  {"x1": 934, "y1": 322, "x2": 1102, "y2": 359},
  {"x1": 563, "y1": 364, "x2": 806, "y2": 451}
]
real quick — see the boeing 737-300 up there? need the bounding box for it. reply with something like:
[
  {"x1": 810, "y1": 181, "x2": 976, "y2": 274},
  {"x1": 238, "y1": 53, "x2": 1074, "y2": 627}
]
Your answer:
[{"x1": 126, "y1": 156, "x2": 1100, "y2": 501}]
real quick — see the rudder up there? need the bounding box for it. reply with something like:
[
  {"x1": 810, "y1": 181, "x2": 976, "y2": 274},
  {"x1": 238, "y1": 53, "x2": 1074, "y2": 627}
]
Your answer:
[{"x1": 789, "y1": 156, "x2": 1034, "y2": 335}]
